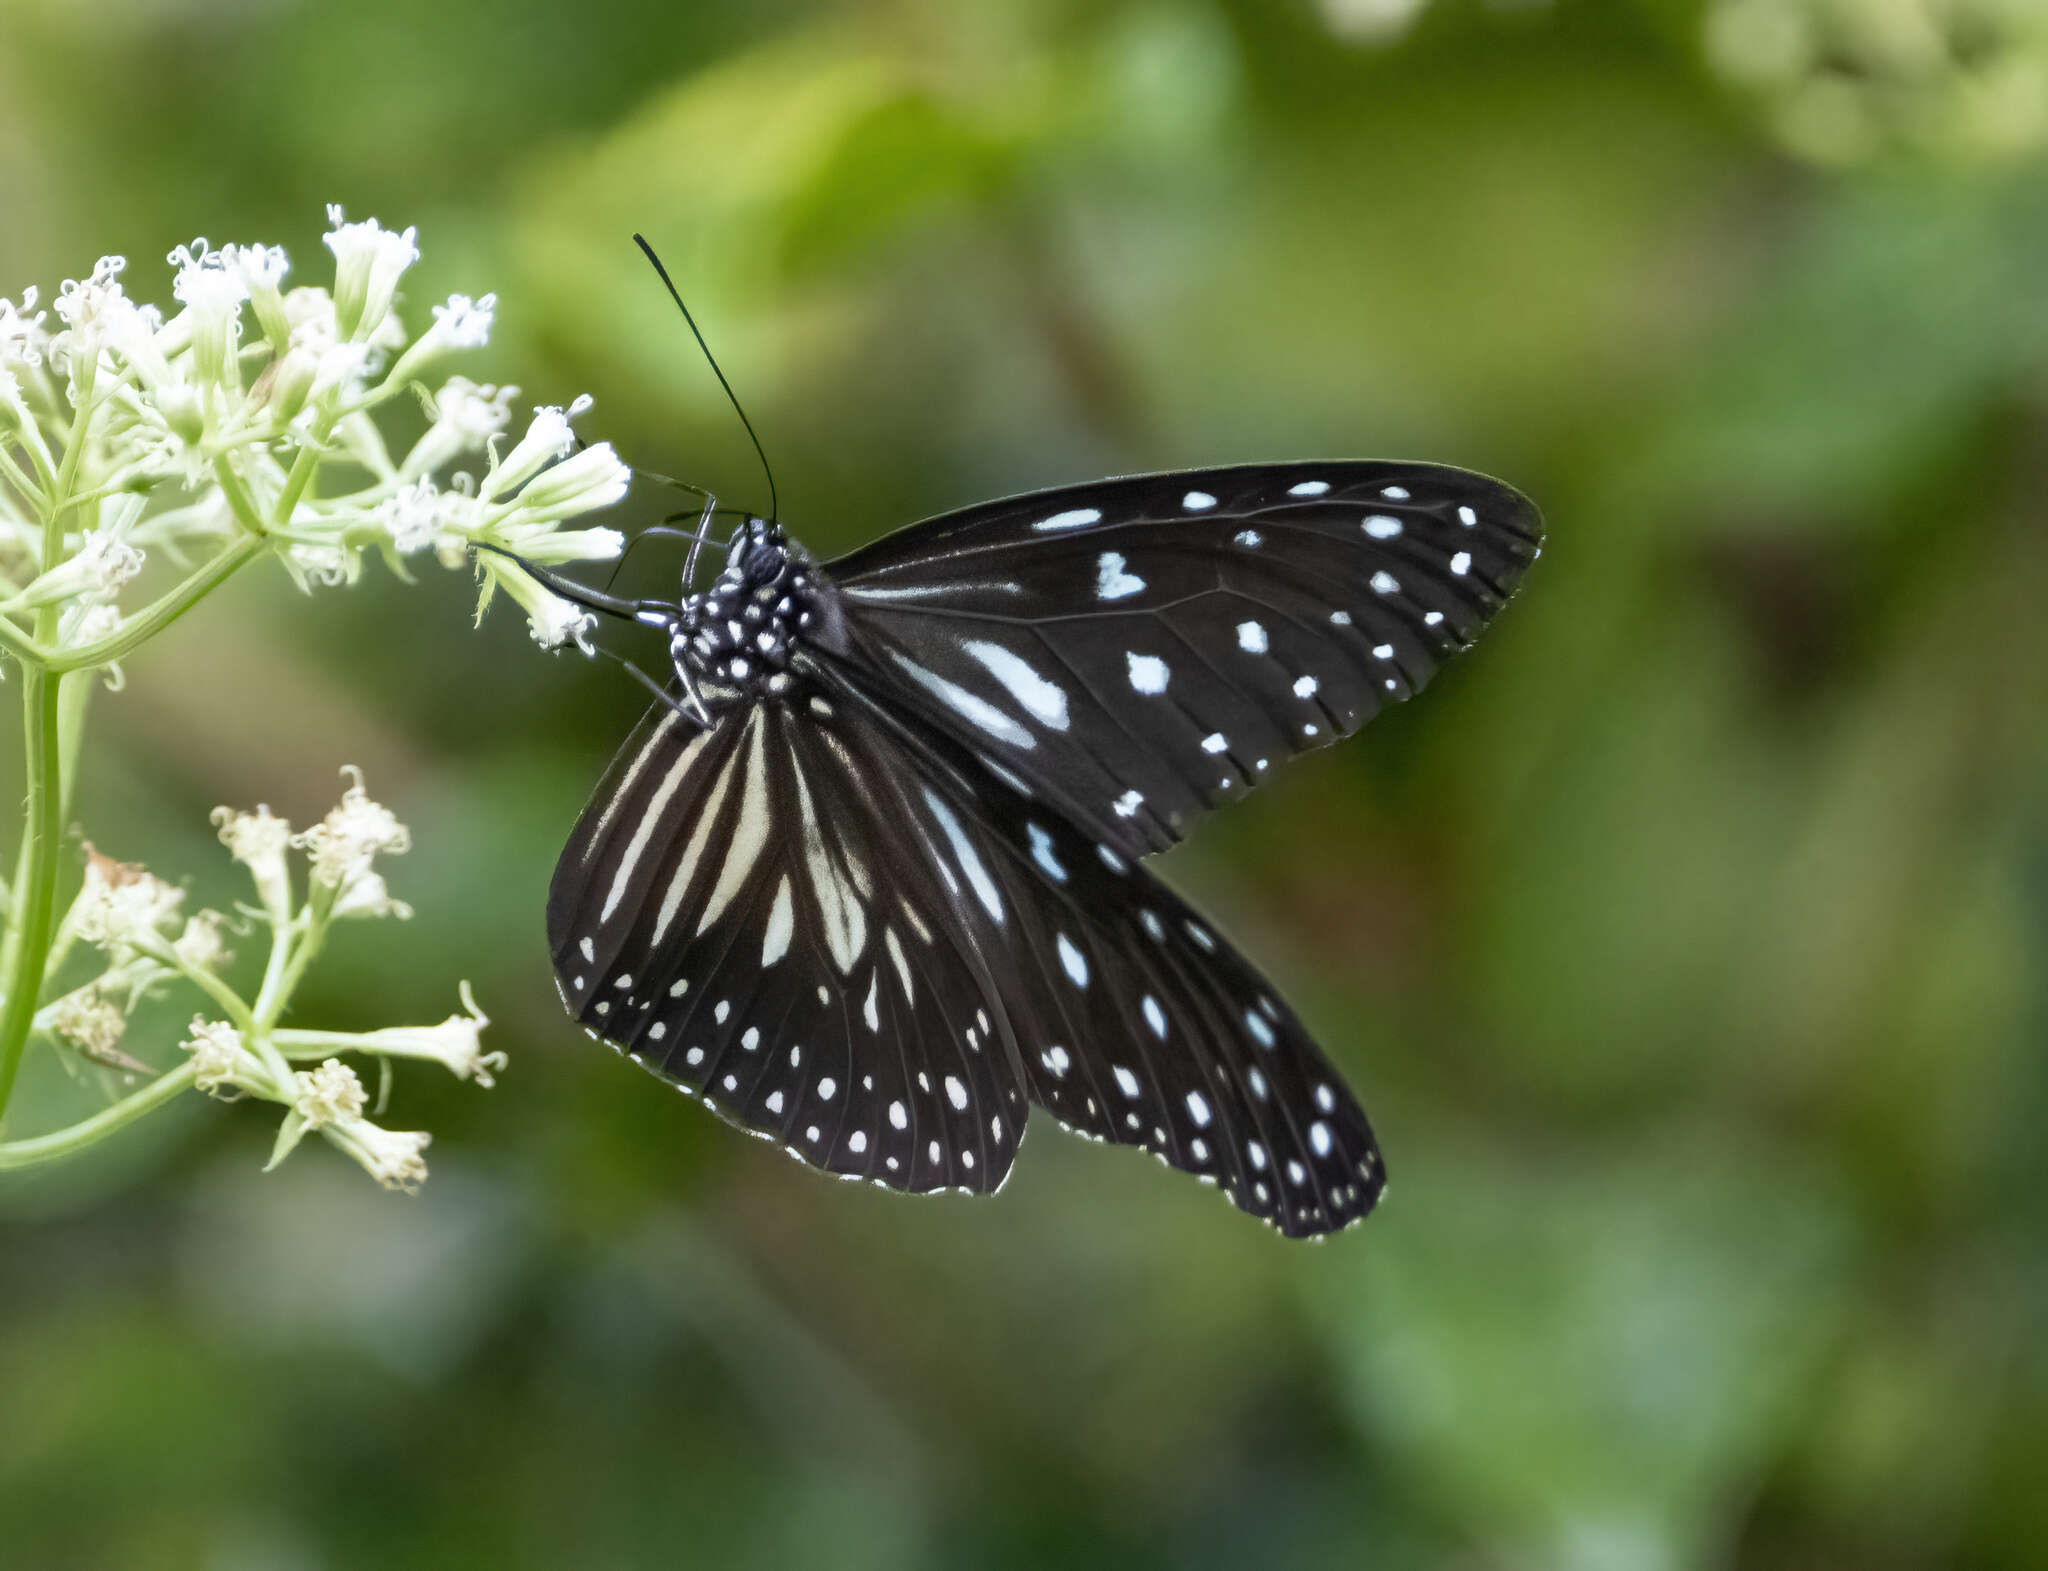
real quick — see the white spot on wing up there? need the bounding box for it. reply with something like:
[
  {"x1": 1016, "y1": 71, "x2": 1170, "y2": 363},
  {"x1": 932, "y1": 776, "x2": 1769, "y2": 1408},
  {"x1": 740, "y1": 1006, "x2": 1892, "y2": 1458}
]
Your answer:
[
  {"x1": 1056, "y1": 932, "x2": 1089, "y2": 987},
  {"x1": 1113, "y1": 1065, "x2": 1140, "y2": 1097},
  {"x1": 1142, "y1": 995, "x2": 1167, "y2": 1038},
  {"x1": 1289, "y1": 480, "x2": 1330, "y2": 497},
  {"x1": 1183, "y1": 490, "x2": 1216, "y2": 510},
  {"x1": 1126, "y1": 652, "x2": 1169, "y2": 694},
  {"x1": 945, "y1": 1075, "x2": 967, "y2": 1110},
  {"x1": 1201, "y1": 732, "x2": 1228, "y2": 754},
  {"x1": 1096, "y1": 552, "x2": 1145, "y2": 600},
  {"x1": 1186, "y1": 1090, "x2": 1212, "y2": 1127},
  {"x1": 1371, "y1": 570, "x2": 1400, "y2": 596},
  {"x1": 863, "y1": 972, "x2": 880, "y2": 1032},
  {"x1": 1363, "y1": 515, "x2": 1402, "y2": 539},
  {"x1": 1293, "y1": 674, "x2": 1319, "y2": 698},
  {"x1": 1236, "y1": 620, "x2": 1268, "y2": 654},
  {"x1": 1027, "y1": 822, "x2": 1068, "y2": 882},
  {"x1": 1036, "y1": 507, "x2": 1102, "y2": 531},
  {"x1": 1450, "y1": 551, "x2": 1472, "y2": 576}
]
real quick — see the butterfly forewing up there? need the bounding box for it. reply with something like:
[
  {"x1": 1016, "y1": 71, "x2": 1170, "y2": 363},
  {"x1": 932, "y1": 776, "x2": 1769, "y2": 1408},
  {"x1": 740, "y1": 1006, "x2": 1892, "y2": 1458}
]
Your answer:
[
  {"x1": 827, "y1": 462, "x2": 1539, "y2": 857},
  {"x1": 548, "y1": 687, "x2": 1029, "y2": 1194}
]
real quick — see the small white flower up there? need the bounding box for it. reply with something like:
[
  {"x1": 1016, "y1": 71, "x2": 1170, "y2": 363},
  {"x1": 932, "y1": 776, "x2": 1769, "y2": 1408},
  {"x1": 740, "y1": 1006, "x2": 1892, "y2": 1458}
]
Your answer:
[
  {"x1": 0, "y1": 285, "x2": 47, "y2": 369},
  {"x1": 294, "y1": 769, "x2": 410, "y2": 893},
  {"x1": 430, "y1": 292, "x2": 495, "y2": 350},
  {"x1": 379, "y1": 476, "x2": 460, "y2": 555},
  {"x1": 285, "y1": 543, "x2": 357, "y2": 588},
  {"x1": 51, "y1": 257, "x2": 170, "y2": 391},
  {"x1": 479, "y1": 396, "x2": 592, "y2": 502},
  {"x1": 224, "y1": 242, "x2": 293, "y2": 347},
  {"x1": 49, "y1": 989, "x2": 128, "y2": 1059},
  {"x1": 488, "y1": 560, "x2": 596, "y2": 651},
  {"x1": 212, "y1": 803, "x2": 293, "y2": 919},
  {"x1": 77, "y1": 525, "x2": 146, "y2": 598},
  {"x1": 226, "y1": 242, "x2": 290, "y2": 295},
  {"x1": 294, "y1": 1057, "x2": 368, "y2": 1126},
  {"x1": 328, "y1": 1118, "x2": 433, "y2": 1192},
  {"x1": 56, "y1": 601, "x2": 122, "y2": 649},
  {"x1": 169, "y1": 237, "x2": 249, "y2": 387},
  {"x1": 71, "y1": 848, "x2": 185, "y2": 951},
  {"x1": 358, "y1": 980, "x2": 503, "y2": 1085},
  {"x1": 402, "y1": 377, "x2": 518, "y2": 481},
  {"x1": 183, "y1": 1016, "x2": 256, "y2": 1096},
  {"x1": 173, "y1": 910, "x2": 230, "y2": 971},
  {"x1": 503, "y1": 441, "x2": 632, "y2": 526},
  {"x1": 323, "y1": 205, "x2": 418, "y2": 343},
  {"x1": 330, "y1": 870, "x2": 413, "y2": 921}
]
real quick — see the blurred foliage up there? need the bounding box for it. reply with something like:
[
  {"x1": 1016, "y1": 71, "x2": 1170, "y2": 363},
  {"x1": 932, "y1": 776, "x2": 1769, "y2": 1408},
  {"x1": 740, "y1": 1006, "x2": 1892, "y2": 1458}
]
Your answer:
[{"x1": 2, "y1": 0, "x2": 2046, "y2": 1567}]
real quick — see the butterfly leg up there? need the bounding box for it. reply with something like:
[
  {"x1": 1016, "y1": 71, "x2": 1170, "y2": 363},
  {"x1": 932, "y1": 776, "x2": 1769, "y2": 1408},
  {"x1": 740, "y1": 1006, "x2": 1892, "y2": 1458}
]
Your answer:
[{"x1": 472, "y1": 541, "x2": 678, "y2": 628}]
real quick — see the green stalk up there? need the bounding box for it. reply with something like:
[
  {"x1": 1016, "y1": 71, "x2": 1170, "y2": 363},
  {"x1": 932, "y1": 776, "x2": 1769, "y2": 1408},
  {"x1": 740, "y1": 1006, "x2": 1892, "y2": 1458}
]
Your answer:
[
  {"x1": 0, "y1": 666, "x2": 63, "y2": 1123},
  {"x1": 0, "y1": 1060, "x2": 198, "y2": 1170}
]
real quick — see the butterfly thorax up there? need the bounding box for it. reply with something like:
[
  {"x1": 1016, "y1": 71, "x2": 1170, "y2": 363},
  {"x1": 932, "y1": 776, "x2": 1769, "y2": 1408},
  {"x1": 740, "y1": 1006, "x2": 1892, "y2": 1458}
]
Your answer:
[{"x1": 669, "y1": 517, "x2": 839, "y2": 704}]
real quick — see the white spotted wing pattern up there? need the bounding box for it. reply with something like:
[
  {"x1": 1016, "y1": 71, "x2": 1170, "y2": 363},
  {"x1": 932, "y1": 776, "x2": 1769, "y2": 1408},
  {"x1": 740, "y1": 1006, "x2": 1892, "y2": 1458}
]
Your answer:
[
  {"x1": 550, "y1": 460, "x2": 1540, "y2": 1237},
  {"x1": 832, "y1": 462, "x2": 1540, "y2": 857}
]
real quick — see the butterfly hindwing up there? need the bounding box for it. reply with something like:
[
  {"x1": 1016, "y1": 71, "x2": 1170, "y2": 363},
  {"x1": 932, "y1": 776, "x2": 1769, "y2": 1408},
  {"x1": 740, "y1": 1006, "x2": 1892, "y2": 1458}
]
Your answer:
[
  {"x1": 827, "y1": 461, "x2": 1539, "y2": 857},
  {"x1": 548, "y1": 687, "x2": 1028, "y2": 1194},
  {"x1": 816, "y1": 663, "x2": 1386, "y2": 1237}
]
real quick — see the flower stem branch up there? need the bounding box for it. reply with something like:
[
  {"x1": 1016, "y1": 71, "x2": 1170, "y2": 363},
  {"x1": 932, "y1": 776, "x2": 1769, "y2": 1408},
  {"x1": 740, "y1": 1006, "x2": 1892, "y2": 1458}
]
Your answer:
[
  {"x1": 0, "y1": 1059, "x2": 198, "y2": 1170},
  {"x1": 47, "y1": 534, "x2": 264, "y2": 674},
  {"x1": 0, "y1": 665, "x2": 64, "y2": 1123}
]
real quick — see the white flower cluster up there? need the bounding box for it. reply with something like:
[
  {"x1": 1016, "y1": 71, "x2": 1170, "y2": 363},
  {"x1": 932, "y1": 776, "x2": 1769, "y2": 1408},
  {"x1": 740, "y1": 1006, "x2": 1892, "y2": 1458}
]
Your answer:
[
  {"x1": 28, "y1": 772, "x2": 501, "y2": 1192},
  {"x1": 0, "y1": 203, "x2": 630, "y2": 661}
]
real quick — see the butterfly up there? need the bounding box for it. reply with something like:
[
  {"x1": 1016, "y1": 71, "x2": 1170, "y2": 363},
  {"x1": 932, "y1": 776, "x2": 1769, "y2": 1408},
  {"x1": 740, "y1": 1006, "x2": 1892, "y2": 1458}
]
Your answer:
[{"x1": 542, "y1": 461, "x2": 1539, "y2": 1237}]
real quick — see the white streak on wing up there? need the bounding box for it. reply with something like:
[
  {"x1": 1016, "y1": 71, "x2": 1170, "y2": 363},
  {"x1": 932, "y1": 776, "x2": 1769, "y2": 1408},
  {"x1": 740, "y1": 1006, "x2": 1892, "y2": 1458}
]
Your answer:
[
  {"x1": 761, "y1": 874, "x2": 795, "y2": 966},
  {"x1": 792, "y1": 737, "x2": 867, "y2": 971},
  {"x1": 963, "y1": 639, "x2": 1069, "y2": 729},
  {"x1": 1035, "y1": 507, "x2": 1102, "y2": 531},
  {"x1": 863, "y1": 971, "x2": 880, "y2": 1032},
  {"x1": 888, "y1": 649, "x2": 1035, "y2": 750},
  {"x1": 1026, "y1": 822, "x2": 1067, "y2": 883},
  {"x1": 649, "y1": 731, "x2": 743, "y2": 947},
  {"x1": 845, "y1": 580, "x2": 1022, "y2": 601},
  {"x1": 600, "y1": 728, "x2": 711, "y2": 923},
  {"x1": 584, "y1": 711, "x2": 684, "y2": 859},
  {"x1": 921, "y1": 787, "x2": 1004, "y2": 923},
  {"x1": 885, "y1": 927, "x2": 914, "y2": 1002},
  {"x1": 694, "y1": 713, "x2": 771, "y2": 936}
]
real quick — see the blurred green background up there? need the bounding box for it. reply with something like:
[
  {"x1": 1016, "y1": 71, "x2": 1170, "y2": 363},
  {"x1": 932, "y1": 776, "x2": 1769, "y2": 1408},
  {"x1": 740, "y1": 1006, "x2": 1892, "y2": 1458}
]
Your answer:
[{"x1": 4, "y1": 0, "x2": 2047, "y2": 1566}]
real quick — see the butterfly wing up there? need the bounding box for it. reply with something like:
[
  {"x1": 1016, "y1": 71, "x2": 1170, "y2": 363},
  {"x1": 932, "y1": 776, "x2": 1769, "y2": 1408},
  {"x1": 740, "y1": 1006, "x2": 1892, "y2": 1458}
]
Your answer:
[
  {"x1": 826, "y1": 461, "x2": 1539, "y2": 857},
  {"x1": 548, "y1": 688, "x2": 1030, "y2": 1194},
  {"x1": 811, "y1": 662, "x2": 1385, "y2": 1237}
]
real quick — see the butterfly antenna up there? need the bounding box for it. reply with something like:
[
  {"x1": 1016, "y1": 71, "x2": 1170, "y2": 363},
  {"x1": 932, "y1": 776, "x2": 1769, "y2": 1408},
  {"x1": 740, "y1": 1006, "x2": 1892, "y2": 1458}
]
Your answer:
[{"x1": 633, "y1": 234, "x2": 779, "y2": 526}]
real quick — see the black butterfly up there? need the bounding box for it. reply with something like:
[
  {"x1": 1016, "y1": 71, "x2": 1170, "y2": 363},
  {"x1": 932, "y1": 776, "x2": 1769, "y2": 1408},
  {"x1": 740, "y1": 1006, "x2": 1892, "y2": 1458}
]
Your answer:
[{"x1": 542, "y1": 462, "x2": 1539, "y2": 1237}]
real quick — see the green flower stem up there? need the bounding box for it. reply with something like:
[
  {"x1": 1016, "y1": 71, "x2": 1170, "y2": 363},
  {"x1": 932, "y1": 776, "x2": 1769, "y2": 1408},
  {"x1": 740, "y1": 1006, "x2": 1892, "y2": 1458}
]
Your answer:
[
  {"x1": 46, "y1": 534, "x2": 264, "y2": 674},
  {"x1": 269, "y1": 413, "x2": 336, "y2": 527},
  {"x1": 0, "y1": 664, "x2": 64, "y2": 1125},
  {"x1": 0, "y1": 614, "x2": 47, "y2": 665},
  {"x1": 257, "y1": 883, "x2": 335, "y2": 1031},
  {"x1": 0, "y1": 1059, "x2": 199, "y2": 1170},
  {"x1": 0, "y1": 443, "x2": 43, "y2": 512}
]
